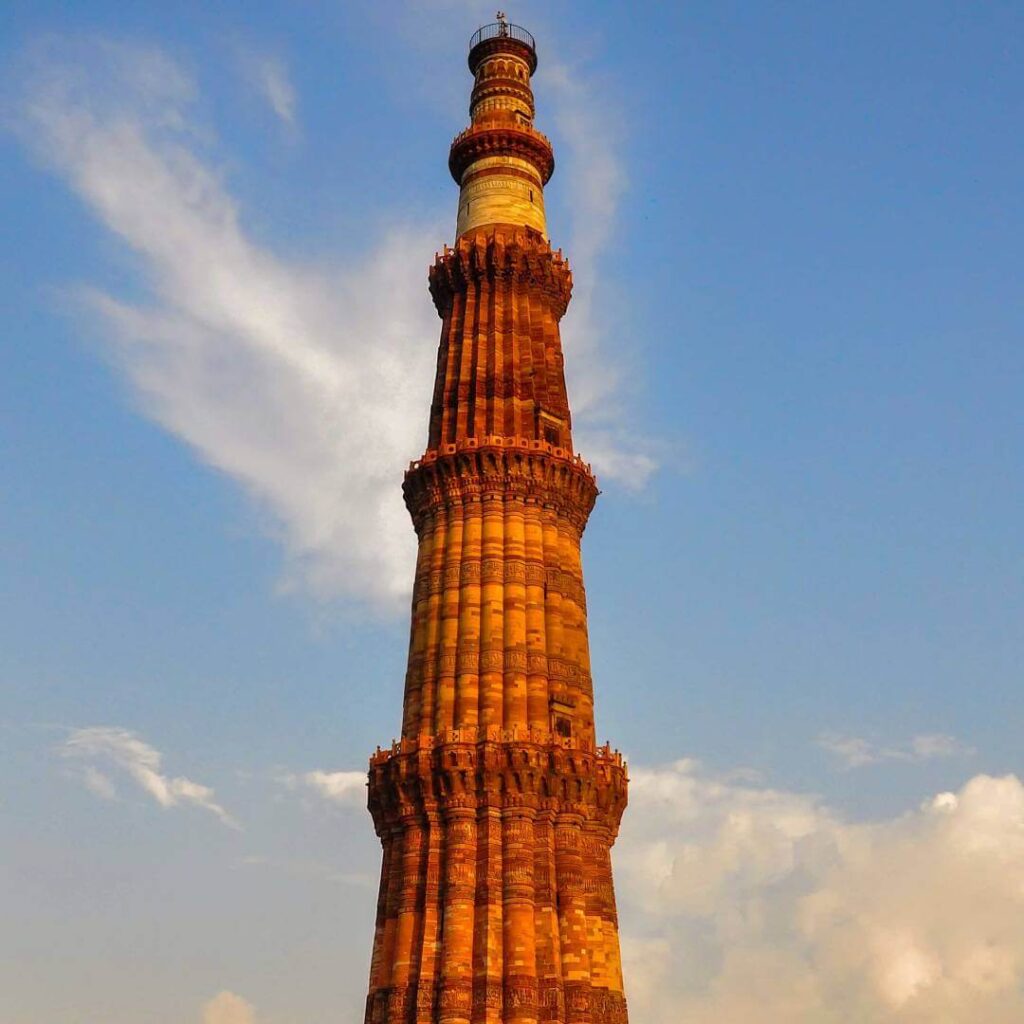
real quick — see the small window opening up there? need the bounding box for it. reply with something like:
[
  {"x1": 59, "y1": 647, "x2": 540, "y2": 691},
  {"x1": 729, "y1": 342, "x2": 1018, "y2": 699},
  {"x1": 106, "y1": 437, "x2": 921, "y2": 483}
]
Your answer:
[
  {"x1": 544, "y1": 426, "x2": 560, "y2": 446},
  {"x1": 554, "y1": 716, "x2": 572, "y2": 739}
]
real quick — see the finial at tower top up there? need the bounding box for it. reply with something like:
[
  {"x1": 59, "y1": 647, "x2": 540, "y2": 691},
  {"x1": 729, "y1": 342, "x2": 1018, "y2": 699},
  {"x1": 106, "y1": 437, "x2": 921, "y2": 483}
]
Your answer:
[{"x1": 469, "y1": 16, "x2": 537, "y2": 73}]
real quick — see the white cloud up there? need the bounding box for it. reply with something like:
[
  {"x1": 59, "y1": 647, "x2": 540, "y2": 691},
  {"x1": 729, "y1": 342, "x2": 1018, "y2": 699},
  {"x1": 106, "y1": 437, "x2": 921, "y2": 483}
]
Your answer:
[
  {"x1": 79, "y1": 764, "x2": 118, "y2": 800},
  {"x1": 301, "y1": 769, "x2": 366, "y2": 805},
  {"x1": 241, "y1": 52, "x2": 297, "y2": 126},
  {"x1": 60, "y1": 726, "x2": 237, "y2": 827},
  {"x1": 202, "y1": 990, "x2": 257, "y2": 1024},
  {"x1": 15, "y1": 37, "x2": 439, "y2": 610},
  {"x1": 539, "y1": 58, "x2": 658, "y2": 490},
  {"x1": 817, "y1": 730, "x2": 974, "y2": 769},
  {"x1": 616, "y1": 759, "x2": 1024, "y2": 1022},
  {"x1": 279, "y1": 768, "x2": 366, "y2": 808},
  {"x1": 909, "y1": 733, "x2": 971, "y2": 760},
  {"x1": 13, "y1": 34, "x2": 654, "y2": 612}
]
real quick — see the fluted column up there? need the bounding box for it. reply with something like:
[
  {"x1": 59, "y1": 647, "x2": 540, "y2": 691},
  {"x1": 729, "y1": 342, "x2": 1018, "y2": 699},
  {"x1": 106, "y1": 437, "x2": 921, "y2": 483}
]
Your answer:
[
  {"x1": 473, "y1": 789, "x2": 504, "y2": 1023},
  {"x1": 417, "y1": 806, "x2": 444, "y2": 1023},
  {"x1": 502, "y1": 493, "x2": 529, "y2": 731},
  {"x1": 375, "y1": 826, "x2": 406, "y2": 1023},
  {"x1": 533, "y1": 800, "x2": 563, "y2": 1024},
  {"x1": 439, "y1": 803, "x2": 477, "y2": 1024},
  {"x1": 580, "y1": 824, "x2": 608, "y2": 1018},
  {"x1": 479, "y1": 494, "x2": 505, "y2": 728},
  {"x1": 502, "y1": 801, "x2": 539, "y2": 1023},
  {"x1": 404, "y1": 512, "x2": 437, "y2": 737},
  {"x1": 389, "y1": 814, "x2": 426, "y2": 1024},
  {"x1": 596, "y1": 836, "x2": 627, "y2": 1024},
  {"x1": 419, "y1": 508, "x2": 447, "y2": 737},
  {"x1": 367, "y1": 838, "x2": 395, "y2": 1024},
  {"x1": 524, "y1": 503, "x2": 549, "y2": 731},
  {"x1": 456, "y1": 496, "x2": 482, "y2": 729},
  {"x1": 436, "y1": 502, "x2": 464, "y2": 733},
  {"x1": 554, "y1": 811, "x2": 591, "y2": 1024}
]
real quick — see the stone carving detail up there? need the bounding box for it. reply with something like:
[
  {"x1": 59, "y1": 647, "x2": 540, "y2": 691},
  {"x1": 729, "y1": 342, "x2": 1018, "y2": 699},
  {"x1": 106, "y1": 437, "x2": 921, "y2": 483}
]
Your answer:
[
  {"x1": 481, "y1": 558, "x2": 505, "y2": 581},
  {"x1": 503, "y1": 649, "x2": 528, "y2": 672},
  {"x1": 368, "y1": 740, "x2": 628, "y2": 838},
  {"x1": 405, "y1": 446, "x2": 598, "y2": 534},
  {"x1": 504, "y1": 559, "x2": 527, "y2": 583},
  {"x1": 472, "y1": 979, "x2": 503, "y2": 1011},
  {"x1": 526, "y1": 652, "x2": 548, "y2": 674},
  {"x1": 524, "y1": 562, "x2": 547, "y2": 587}
]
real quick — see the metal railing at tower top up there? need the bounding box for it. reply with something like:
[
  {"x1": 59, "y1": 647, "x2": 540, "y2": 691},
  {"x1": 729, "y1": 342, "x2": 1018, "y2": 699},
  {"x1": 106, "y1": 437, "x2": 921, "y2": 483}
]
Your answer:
[{"x1": 469, "y1": 21, "x2": 536, "y2": 52}]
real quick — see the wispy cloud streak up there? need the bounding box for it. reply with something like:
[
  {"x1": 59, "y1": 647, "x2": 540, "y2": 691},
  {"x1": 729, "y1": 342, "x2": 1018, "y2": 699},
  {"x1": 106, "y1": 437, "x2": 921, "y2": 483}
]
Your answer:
[
  {"x1": 817, "y1": 730, "x2": 974, "y2": 769},
  {"x1": 240, "y1": 51, "x2": 297, "y2": 126},
  {"x1": 540, "y1": 58, "x2": 658, "y2": 489},
  {"x1": 12, "y1": 33, "x2": 656, "y2": 611},
  {"x1": 60, "y1": 725, "x2": 236, "y2": 827},
  {"x1": 14, "y1": 37, "x2": 439, "y2": 609}
]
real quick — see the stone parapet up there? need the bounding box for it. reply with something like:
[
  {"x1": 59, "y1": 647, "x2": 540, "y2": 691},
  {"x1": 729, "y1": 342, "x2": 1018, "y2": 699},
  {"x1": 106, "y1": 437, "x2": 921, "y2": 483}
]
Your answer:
[
  {"x1": 449, "y1": 124, "x2": 554, "y2": 187},
  {"x1": 404, "y1": 443, "x2": 597, "y2": 534},
  {"x1": 429, "y1": 232, "x2": 571, "y2": 320},
  {"x1": 364, "y1": 736, "x2": 629, "y2": 1024},
  {"x1": 367, "y1": 737, "x2": 629, "y2": 839}
]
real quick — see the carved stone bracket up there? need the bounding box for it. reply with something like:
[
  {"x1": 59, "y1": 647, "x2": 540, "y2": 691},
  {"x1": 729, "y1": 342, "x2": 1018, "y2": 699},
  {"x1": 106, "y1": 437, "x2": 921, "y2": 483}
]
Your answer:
[
  {"x1": 429, "y1": 230, "x2": 571, "y2": 319},
  {"x1": 367, "y1": 737, "x2": 628, "y2": 839},
  {"x1": 449, "y1": 123, "x2": 555, "y2": 186},
  {"x1": 404, "y1": 443, "x2": 598, "y2": 534}
]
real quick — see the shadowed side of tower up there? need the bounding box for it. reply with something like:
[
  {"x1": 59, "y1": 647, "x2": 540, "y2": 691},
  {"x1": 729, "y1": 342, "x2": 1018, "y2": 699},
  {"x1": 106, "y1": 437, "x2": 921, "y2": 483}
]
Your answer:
[{"x1": 364, "y1": 20, "x2": 629, "y2": 1024}]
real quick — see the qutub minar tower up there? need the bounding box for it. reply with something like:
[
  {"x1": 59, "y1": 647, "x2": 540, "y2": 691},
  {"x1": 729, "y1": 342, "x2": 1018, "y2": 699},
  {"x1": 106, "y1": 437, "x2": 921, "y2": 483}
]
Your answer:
[{"x1": 364, "y1": 17, "x2": 629, "y2": 1024}]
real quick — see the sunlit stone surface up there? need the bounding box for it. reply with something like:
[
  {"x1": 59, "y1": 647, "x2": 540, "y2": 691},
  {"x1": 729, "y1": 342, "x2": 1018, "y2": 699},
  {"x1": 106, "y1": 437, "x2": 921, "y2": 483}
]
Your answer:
[{"x1": 363, "y1": 21, "x2": 630, "y2": 1024}]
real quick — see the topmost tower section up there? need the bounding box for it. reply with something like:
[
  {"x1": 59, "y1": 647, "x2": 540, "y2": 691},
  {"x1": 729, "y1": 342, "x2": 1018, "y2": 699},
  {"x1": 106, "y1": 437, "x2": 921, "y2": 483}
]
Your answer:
[{"x1": 450, "y1": 14, "x2": 554, "y2": 239}]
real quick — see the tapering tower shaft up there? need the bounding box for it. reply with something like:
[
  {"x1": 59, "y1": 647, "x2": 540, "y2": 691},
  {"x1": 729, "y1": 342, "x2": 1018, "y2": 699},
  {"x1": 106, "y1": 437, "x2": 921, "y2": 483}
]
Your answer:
[{"x1": 365, "y1": 21, "x2": 629, "y2": 1024}]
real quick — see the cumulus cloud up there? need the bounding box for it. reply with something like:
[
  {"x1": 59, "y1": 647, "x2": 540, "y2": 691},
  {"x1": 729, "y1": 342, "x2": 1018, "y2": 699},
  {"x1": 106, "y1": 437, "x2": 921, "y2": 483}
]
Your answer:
[
  {"x1": 616, "y1": 759, "x2": 1024, "y2": 1022},
  {"x1": 201, "y1": 990, "x2": 257, "y2": 1024},
  {"x1": 12, "y1": 35, "x2": 654, "y2": 612},
  {"x1": 817, "y1": 730, "x2": 974, "y2": 769},
  {"x1": 60, "y1": 726, "x2": 237, "y2": 827}
]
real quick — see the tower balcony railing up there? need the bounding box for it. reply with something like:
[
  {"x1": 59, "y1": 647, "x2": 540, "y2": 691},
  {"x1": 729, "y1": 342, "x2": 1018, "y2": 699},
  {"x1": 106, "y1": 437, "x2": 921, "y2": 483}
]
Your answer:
[
  {"x1": 450, "y1": 119, "x2": 552, "y2": 154},
  {"x1": 370, "y1": 727, "x2": 626, "y2": 769},
  {"x1": 470, "y1": 21, "x2": 536, "y2": 52},
  {"x1": 406, "y1": 435, "x2": 593, "y2": 478}
]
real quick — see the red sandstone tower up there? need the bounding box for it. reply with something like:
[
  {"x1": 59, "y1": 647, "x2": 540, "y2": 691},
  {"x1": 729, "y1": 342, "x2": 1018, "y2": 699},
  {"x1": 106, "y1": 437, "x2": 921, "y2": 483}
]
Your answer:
[{"x1": 365, "y1": 18, "x2": 629, "y2": 1024}]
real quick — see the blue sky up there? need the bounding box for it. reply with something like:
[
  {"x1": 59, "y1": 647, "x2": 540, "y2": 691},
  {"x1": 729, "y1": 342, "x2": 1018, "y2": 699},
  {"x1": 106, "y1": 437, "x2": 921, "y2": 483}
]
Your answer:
[{"x1": 2, "y1": 2, "x2": 1022, "y2": 1022}]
